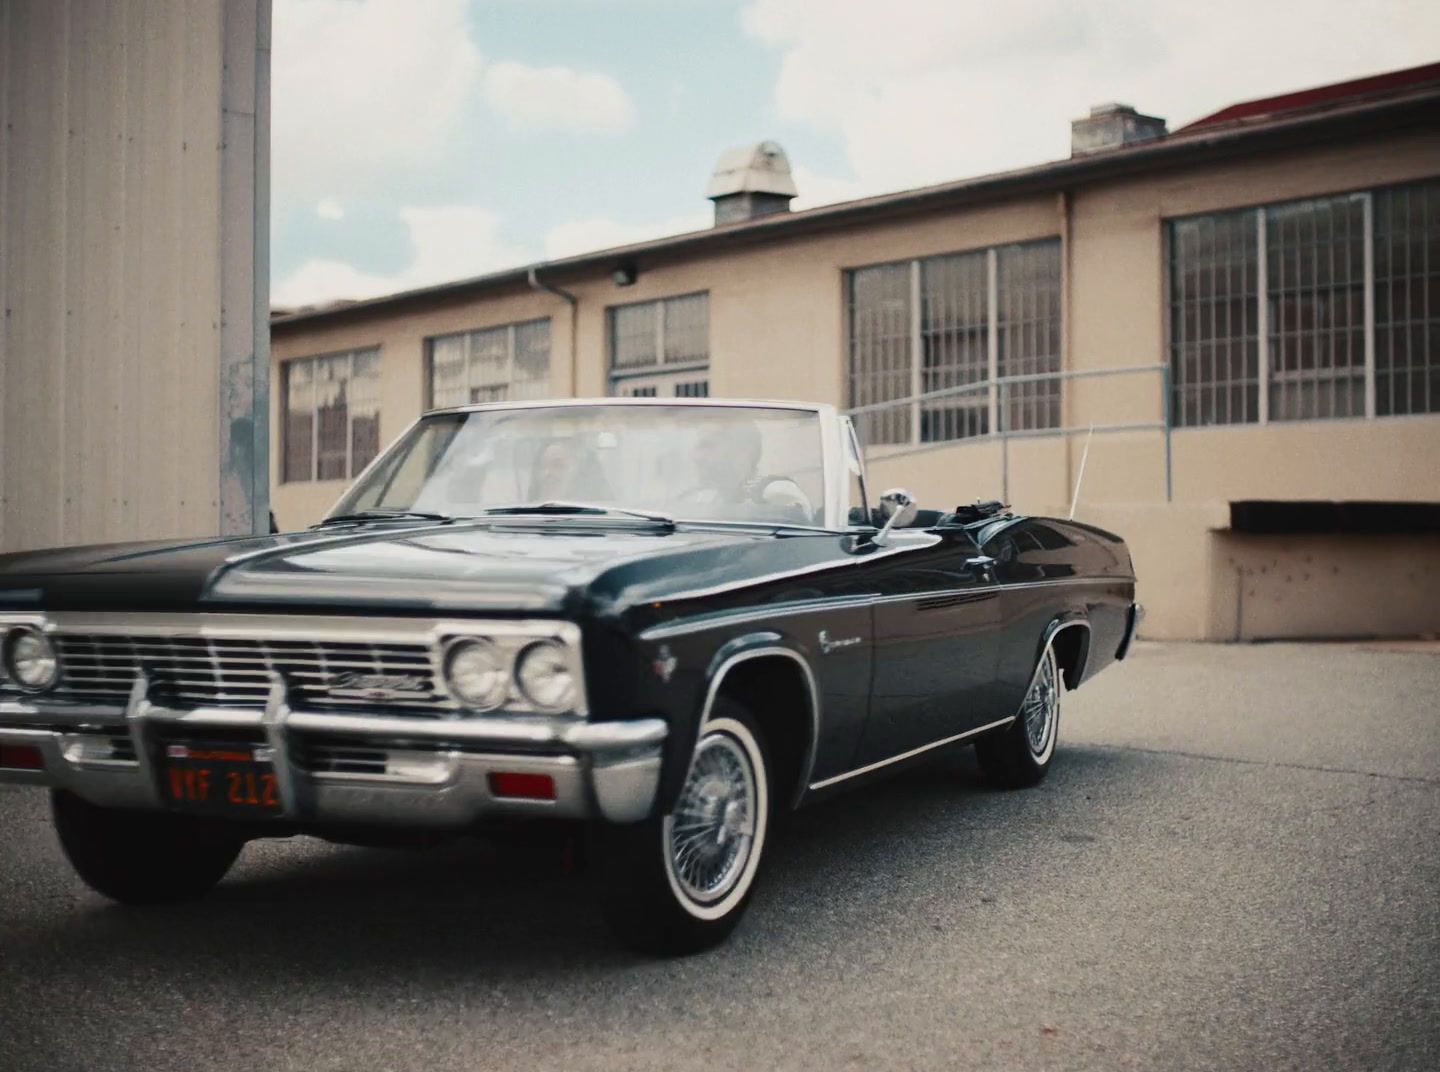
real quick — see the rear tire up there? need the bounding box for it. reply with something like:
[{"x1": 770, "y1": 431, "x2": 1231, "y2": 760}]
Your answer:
[
  {"x1": 594, "y1": 698, "x2": 771, "y2": 956},
  {"x1": 975, "y1": 641, "x2": 1061, "y2": 789},
  {"x1": 51, "y1": 790, "x2": 245, "y2": 905}
]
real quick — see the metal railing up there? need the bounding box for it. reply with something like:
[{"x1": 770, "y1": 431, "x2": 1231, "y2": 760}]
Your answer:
[{"x1": 845, "y1": 363, "x2": 1173, "y2": 503}]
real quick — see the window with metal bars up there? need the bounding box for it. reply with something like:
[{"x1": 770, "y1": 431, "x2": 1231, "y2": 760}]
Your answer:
[
  {"x1": 607, "y1": 292, "x2": 710, "y2": 397},
  {"x1": 846, "y1": 240, "x2": 1062, "y2": 447},
  {"x1": 426, "y1": 318, "x2": 552, "y2": 409},
  {"x1": 282, "y1": 348, "x2": 381, "y2": 483},
  {"x1": 1375, "y1": 182, "x2": 1440, "y2": 417},
  {"x1": 1168, "y1": 179, "x2": 1439, "y2": 426}
]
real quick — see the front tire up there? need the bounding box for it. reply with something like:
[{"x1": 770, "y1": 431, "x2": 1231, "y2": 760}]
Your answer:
[
  {"x1": 594, "y1": 699, "x2": 771, "y2": 956},
  {"x1": 975, "y1": 641, "x2": 1061, "y2": 789},
  {"x1": 51, "y1": 790, "x2": 245, "y2": 905}
]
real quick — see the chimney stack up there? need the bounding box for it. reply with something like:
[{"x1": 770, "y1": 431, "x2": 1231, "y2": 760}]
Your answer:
[
  {"x1": 1070, "y1": 103, "x2": 1167, "y2": 155},
  {"x1": 706, "y1": 141, "x2": 797, "y2": 225}
]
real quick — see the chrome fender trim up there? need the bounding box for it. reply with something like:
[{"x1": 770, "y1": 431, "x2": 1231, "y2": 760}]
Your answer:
[
  {"x1": 1041, "y1": 618, "x2": 1092, "y2": 689},
  {"x1": 698, "y1": 638, "x2": 821, "y2": 811}
]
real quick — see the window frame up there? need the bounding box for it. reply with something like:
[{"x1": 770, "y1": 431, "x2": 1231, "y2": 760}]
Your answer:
[
  {"x1": 1166, "y1": 178, "x2": 1439, "y2": 428},
  {"x1": 844, "y1": 238, "x2": 1063, "y2": 448},
  {"x1": 280, "y1": 347, "x2": 382, "y2": 485},
  {"x1": 606, "y1": 291, "x2": 711, "y2": 396},
  {"x1": 425, "y1": 317, "x2": 552, "y2": 410}
]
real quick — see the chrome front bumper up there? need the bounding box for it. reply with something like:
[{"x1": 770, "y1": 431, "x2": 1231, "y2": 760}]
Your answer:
[{"x1": 0, "y1": 677, "x2": 666, "y2": 828}]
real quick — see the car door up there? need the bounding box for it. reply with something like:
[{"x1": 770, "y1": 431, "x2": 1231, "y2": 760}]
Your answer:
[{"x1": 851, "y1": 528, "x2": 1001, "y2": 767}]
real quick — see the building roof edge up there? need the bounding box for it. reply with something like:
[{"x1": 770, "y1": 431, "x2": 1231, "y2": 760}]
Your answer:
[{"x1": 271, "y1": 87, "x2": 1440, "y2": 332}]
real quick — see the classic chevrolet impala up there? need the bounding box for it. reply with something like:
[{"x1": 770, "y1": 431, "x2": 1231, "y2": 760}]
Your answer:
[{"x1": 0, "y1": 399, "x2": 1137, "y2": 953}]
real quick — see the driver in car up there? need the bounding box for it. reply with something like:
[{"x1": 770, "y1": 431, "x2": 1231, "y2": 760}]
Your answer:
[{"x1": 682, "y1": 420, "x2": 812, "y2": 521}]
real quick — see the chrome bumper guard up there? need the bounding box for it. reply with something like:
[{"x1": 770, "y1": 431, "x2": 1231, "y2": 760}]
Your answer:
[{"x1": 0, "y1": 673, "x2": 666, "y2": 827}]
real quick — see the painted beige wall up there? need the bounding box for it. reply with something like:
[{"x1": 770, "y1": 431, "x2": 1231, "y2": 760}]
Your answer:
[
  {"x1": 1, "y1": 0, "x2": 269, "y2": 553},
  {"x1": 1212, "y1": 532, "x2": 1440, "y2": 641},
  {"x1": 269, "y1": 124, "x2": 1440, "y2": 639},
  {"x1": 1, "y1": 0, "x2": 270, "y2": 553}
]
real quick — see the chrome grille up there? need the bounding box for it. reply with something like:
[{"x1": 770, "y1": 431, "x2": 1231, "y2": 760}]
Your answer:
[{"x1": 53, "y1": 634, "x2": 453, "y2": 714}]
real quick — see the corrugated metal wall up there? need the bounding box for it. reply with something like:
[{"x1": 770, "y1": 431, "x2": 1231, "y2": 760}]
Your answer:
[{"x1": 0, "y1": 0, "x2": 269, "y2": 554}]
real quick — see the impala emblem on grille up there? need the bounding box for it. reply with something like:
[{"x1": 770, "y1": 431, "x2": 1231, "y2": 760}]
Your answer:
[{"x1": 326, "y1": 671, "x2": 431, "y2": 700}]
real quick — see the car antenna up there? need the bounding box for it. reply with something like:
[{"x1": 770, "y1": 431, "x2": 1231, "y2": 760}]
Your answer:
[{"x1": 1068, "y1": 424, "x2": 1094, "y2": 521}]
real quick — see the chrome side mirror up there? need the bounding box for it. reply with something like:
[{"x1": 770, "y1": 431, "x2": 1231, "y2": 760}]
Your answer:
[{"x1": 874, "y1": 487, "x2": 918, "y2": 546}]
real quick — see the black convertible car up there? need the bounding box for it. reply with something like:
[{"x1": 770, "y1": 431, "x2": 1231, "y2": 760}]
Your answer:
[{"x1": 0, "y1": 399, "x2": 1137, "y2": 953}]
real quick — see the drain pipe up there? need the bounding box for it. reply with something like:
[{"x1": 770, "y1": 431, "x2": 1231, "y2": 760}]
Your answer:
[
  {"x1": 527, "y1": 266, "x2": 580, "y2": 396},
  {"x1": 1058, "y1": 189, "x2": 1075, "y2": 499}
]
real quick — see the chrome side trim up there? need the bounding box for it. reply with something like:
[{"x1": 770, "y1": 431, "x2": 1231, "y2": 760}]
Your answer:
[
  {"x1": 806, "y1": 716, "x2": 1016, "y2": 792},
  {"x1": 699, "y1": 645, "x2": 821, "y2": 811},
  {"x1": 653, "y1": 537, "x2": 942, "y2": 606},
  {"x1": 640, "y1": 575, "x2": 1129, "y2": 642},
  {"x1": 640, "y1": 595, "x2": 878, "y2": 642}
]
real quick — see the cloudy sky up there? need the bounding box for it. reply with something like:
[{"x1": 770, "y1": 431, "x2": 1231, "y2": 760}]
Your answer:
[{"x1": 271, "y1": 0, "x2": 1439, "y2": 307}]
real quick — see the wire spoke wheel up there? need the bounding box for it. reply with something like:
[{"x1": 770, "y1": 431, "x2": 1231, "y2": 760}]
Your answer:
[
  {"x1": 664, "y1": 730, "x2": 757, "y2": 905},
  {"x1": 1023, "y1": 647, "x2": 1059, "y2": 758},
  {"x1": 597, "y1": 703, "x2": 770, "y2": 954}
]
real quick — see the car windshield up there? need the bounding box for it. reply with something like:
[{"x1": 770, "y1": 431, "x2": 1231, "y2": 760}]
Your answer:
[{"x1": 332, "y1": 404, "x2": 829, "y2": 527}]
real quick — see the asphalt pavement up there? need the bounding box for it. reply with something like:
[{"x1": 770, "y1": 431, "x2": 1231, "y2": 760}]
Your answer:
[{"x1": 2, "y1": 641, "x2": 1437, "y2": 1071}]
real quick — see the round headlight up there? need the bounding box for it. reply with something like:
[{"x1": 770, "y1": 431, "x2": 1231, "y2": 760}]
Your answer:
[
  {"x1": 515, "y1": 640, "x2": 576, "y2": 712},
  {"x1": 443, "y1": 638, "x2": 508, "y2": 711},
  {"x1": 4, "y1": 627, "x2": 59, "y2": 692}
]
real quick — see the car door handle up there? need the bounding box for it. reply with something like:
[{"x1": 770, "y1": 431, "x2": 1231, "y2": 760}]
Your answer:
[{"x1": 965, "y1": 555, "x2": 996, "y2": 571}]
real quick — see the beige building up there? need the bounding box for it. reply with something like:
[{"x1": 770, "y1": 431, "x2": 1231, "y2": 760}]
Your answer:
[
  {"x1": 270, "y1": 65, "x2": 1440, "y2": 642},
  {"x1": 1, "y1": 0, "x2": 271, "y2": 552}
]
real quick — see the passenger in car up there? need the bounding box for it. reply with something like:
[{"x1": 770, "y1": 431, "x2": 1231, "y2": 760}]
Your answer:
[
  {"x1": 529, "y1": 438, "x2": 612, "y2": 503},
  {"x1": 682, "y1": 420, "x2": 813, "y2": 522}
]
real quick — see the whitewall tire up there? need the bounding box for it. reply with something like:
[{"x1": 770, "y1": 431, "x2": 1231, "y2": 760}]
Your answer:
[{"x1": 594, "y1": 699, "x2": 772, "y2": 955}]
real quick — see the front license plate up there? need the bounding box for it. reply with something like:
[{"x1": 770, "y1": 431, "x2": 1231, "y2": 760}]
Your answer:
[{"x1": 163, "y1": 742, "x2": 282, "y2": 817}]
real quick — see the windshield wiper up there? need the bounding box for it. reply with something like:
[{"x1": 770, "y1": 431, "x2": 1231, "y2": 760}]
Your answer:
[
  {"x1": 480, "y1": 502, "x2": 675, "y2": 526},
  {"x1": 315, "y1": 509, "x2": 453, "y2": 527}
]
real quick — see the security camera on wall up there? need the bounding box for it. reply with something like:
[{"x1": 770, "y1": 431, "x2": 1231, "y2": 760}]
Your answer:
[{"x1": 612, "y1": 262, "x2": 638, "y2": 286}]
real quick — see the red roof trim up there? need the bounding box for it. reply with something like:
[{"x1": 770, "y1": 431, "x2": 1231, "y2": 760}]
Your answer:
[{"x1": 1181, "y1": 61, "x2": 1440, "y2": 131}]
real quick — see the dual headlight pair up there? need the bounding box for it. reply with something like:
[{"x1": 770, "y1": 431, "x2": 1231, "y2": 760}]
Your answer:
[
  {"x1": 1, "y1": 624, "x2": 579, "y2": 714},
  {"x1": 444, "y1": 637, "x2": 576, "y2": 714},
  {"x1": 1, "y1": 626, "x2": 60, "y2": 693}
]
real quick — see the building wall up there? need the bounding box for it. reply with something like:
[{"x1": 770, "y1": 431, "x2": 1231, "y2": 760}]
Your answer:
[
  {"x1": 271, "y1": 195, "x2": 1060, "y2": 527},
  {"x1": 269, "y1": 123, "x2": 1440, "y2": 640},
  {"x1": 0, "y1": 0, "x2": 270, "y2": 553}
]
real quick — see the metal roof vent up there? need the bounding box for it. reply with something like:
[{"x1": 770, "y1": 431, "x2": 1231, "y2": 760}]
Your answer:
[
  {"x1": 705, "y1": 140, "x2": 798, "y2": 225},
  {"x1": 1070, "y1": 103, "x2": 1168, "y2": 155}
]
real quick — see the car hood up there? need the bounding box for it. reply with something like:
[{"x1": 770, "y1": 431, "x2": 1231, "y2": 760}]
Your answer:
[{"x1": 0, "y1": 521, "x2": 827, "y2": 616}]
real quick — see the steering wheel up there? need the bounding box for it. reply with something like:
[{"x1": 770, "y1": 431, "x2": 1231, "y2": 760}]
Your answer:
[{"x1": 676, "y1": 475, "x2": 815, "y2": 524}]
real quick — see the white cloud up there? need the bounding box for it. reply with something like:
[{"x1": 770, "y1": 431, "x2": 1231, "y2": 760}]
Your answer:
[
  {"x1": 743, "y1": 0, "x2": 1440, "y2": 193},
  {"x1": 274, "y1": 205, "x2": 532, "y2": 307},
  {"x1": 272, "y1": 0, "x2": 481, "y2": 202},
  {"x1": 789, "y1": 165, "x2": 880, "y2": 211},
  {"x1": 483, "y1": 61, "x2": 636, "y2": 134},
  {"x1": 315, "y1": 198, "x2": 345, "y2": 220},
  {"x1": 544, "y1": 212, "x2": 711, "y2": 260}
]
